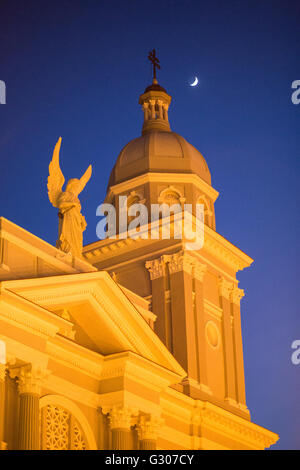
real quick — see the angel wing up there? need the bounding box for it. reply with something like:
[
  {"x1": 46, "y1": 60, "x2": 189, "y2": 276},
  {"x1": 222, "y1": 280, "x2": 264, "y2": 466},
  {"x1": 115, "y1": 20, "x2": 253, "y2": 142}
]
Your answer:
[
  {"x1": 76, "y1": 164, "x2": 92, "y2": 195},
  {"x1": 47, "y1": 137, "x2": 65, "y2": 208}
]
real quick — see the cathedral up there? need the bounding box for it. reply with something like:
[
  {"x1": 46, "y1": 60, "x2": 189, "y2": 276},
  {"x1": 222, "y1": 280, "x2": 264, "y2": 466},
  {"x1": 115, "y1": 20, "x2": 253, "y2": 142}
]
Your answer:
[{"x1": 0, "y1": 58, "x2": 278, "y2": 450}]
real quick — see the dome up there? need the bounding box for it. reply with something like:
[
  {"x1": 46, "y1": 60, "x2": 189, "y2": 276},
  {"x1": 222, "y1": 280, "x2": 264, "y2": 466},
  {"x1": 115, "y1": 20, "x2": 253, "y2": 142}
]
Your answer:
[{"x1": 107, "y1": 131, "x2": 211, "y2": 189}]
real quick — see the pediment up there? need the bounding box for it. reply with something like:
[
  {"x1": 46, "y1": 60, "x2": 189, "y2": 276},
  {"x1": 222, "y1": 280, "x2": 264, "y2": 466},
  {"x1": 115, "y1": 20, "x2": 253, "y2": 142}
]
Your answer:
[{"x1": 2, "y1": 271, "x2": 185, "y2": 377}]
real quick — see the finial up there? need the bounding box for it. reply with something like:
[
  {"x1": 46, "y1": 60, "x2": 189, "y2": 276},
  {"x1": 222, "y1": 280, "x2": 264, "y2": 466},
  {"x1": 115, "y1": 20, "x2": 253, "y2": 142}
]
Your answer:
[{"x1": 148, "y1": 49, "x2": 160, "y2": 82}]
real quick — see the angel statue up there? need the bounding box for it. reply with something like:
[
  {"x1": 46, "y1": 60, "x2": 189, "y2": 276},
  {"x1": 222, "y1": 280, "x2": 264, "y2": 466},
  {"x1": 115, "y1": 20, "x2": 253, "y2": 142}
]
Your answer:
[{"x1": 47, "y1": 137, "x2": 92, "y2": 258}]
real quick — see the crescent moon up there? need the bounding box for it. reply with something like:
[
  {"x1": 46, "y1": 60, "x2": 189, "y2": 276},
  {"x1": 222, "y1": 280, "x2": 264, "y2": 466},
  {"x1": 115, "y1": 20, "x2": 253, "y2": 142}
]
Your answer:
[{"x1": 190, "y1": 77, "x2": 198, "y2": 87}]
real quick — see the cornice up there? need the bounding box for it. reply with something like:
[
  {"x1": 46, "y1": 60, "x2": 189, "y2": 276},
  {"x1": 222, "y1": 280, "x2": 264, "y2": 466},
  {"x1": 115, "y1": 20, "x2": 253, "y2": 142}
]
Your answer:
[
  {"x1": 0, "y1": 288, "x2": 74, "y2": 339},
  {"x1": 160, "y1": 388, "x2": 278, "y2": 449},
  {"x1": 83, "y1": 217, "x2": 253, "y2": 273},
  {"x1": 101, "y1": 351, "x2": 184, "y2": 392},
  {"x1": 0, "y1": 217, "x2": 96, "y2": 276},
  {"x1": 193, "y1": 403, "x2": 279, "y2": 449},
  {"x1": 105, "y1": 172, "x2": 219, "y2": 203}
]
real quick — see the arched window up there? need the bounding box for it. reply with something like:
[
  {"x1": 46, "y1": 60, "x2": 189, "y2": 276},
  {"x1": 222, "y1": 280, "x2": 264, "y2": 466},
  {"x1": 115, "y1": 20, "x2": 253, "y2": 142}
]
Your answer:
[
  {"x1": 39, "y1": 395, "x2": 97, "y2": 450},
  {"x1": 197, "y1": 195, "x2": 212, "y2": 226},
  {"x1": 158, "y1": 186, "x2": 185, "y2": 207},
  {"x1": 126, "y1": 191, "x2": 145, "y2": 224}
]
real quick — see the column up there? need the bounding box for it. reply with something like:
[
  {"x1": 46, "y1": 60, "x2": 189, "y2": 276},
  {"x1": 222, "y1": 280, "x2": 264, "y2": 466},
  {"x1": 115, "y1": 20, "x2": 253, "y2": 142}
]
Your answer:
[
  {"x1": 157, "y1": 100, "x2": 163, "y2": 119},
  {"x1": 11, "y1": 365, "x2": 45, "y2": 450},
  {"x1": 218, "y1": 277, "x2": 237, "y2": 404},
  {"x1": 0, "y1": 363, "x2": 7, "y2": 450},
  {"x1": 105, "y1": 406, "x2": 133, "y2": 450},
  {"x1": 137, "y1": 415, "x2": 161, "y2": 450},
  {"x1": 230, "y1": 286, "x2": 247, "y2": 411},
  {"x1": 194, "y1": 262, "x2": 211, "y2": 394},
  {"x1": 145, "y1": 258, "x2": 170, "y2": 348},
  {"x1": 142, "y1": 102, "x2": 149, "y2": 121},
  {"x1": 149, "y1": 100, "x2": 156, "y2": 119},
  {"x1": 162, "y1": 103, "x2": 169, "y2": 122},
  {"x1": 167, "y1": 251, "x2": 197, "y2": 379}
]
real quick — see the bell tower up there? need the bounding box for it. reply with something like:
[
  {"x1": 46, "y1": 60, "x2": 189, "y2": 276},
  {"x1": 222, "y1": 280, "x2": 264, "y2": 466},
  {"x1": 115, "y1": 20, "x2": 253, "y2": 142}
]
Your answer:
[{"x1": 83, "y1": 53, "x2": 254, "y2": 421}]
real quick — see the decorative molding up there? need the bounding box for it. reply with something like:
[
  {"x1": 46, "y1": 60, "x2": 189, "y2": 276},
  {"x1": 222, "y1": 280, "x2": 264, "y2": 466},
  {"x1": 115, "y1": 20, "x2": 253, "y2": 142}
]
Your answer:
[
  {"x1": 9, "y1": 364, "x2": 49, "y2": 395},
  {"x1": 105, "y1": 172, "x2": 219, "y2": 204},
  {"x1": 199, "y1": 406, "x2": 277, "y2": 449},
  {"x1": 126, "y1": 190, "x2": 146, "y2": 206},
  {"x1": 190, "y1": 402, "x2": 278, "y2": 449},
  {"x1": 0, "y1": 306, "x2": 59, "y2": 339},
  {"x1": 137, "y1": 415, "x2": 163, "y2": 441},
  {"x1": 145, "y1": 258, "x2": 166, "y2": 280},
  {"x1": 158, "y1": 185, "x2": 186, "y2": 207},
  {"x1": 230, "y1": 286, "x2": 245, "y2": 306},
  {"x1": 203, "y1": 299, "x2": 223, "y2": 321},
  {"x1": 102, "y1": 406, "x2": 136, "y2": 430},
  {"x1": 205, "y1": 321, "x2": 220, "y2": 349},
  {"x1": 165, "y1": 251, "x2": 194, "y2": 275},
  {"x1": 218, "y1": 277, "x2": 234, "y2": 300},
  {"x1": 46, "y1": 340, "x2": 103, "y2": 379},
  {"x1": 83, "y1": 218, "x2": 253, "y2": 274}
]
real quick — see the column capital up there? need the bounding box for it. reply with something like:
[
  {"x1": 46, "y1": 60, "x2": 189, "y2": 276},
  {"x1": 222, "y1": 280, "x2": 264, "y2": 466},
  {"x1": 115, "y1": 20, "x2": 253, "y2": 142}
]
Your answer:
[
  {"x1": 145, "y1": 258, "x2": 166, "y2": 280},
  {"x1": 194, "y1": 262, "x2": 207, "y2": 282},
  {"x1": 230, "y1": 286, "x2": 245, "y2": 305},
  {"x1": 218, "y1": 276, "x2": 234, "y2": 300},
  {"x1": 137, "y1": 415, "x2": 163, "y2": 441},
  {"x1": 166, "y1": 251, "x2": 195, "y2": 275},
  {"x1": 103, "y1": 405, "x2": 136, "y2": 430},
  {"x1": 9, "y1": 364, "x2": 49, "y2": 396}
]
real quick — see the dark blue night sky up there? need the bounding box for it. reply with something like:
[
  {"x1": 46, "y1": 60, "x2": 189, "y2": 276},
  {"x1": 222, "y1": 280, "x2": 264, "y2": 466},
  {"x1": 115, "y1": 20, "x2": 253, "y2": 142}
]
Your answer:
[{"x1": 0, "y1": 0, "x2": 299, "y2": 449}]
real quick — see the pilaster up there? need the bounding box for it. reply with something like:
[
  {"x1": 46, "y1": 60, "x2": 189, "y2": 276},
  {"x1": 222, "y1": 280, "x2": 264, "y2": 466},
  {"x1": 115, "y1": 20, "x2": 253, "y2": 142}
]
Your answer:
[
  {"x1": 218, "y1": 277, "x2": 237, "y2": 404},
  {"x1": 230, "y1": 286, "x2": 247, "y2": 411},
  {"x1": 146, "y1": 257, "x2": 170, "y2": 347},
  {"x1": 193, "y1": 262, "x2": 211, "y2": 394},
  {"x1": 167, "y1": 251, "x2": 197, "y2": 378}
]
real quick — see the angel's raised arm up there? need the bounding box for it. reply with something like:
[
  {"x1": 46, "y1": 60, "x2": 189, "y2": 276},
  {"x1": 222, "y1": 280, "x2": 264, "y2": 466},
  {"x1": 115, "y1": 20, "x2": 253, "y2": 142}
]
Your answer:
[{"x1": 47, "y1": 137, "x2": 65, "y2": 208}]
